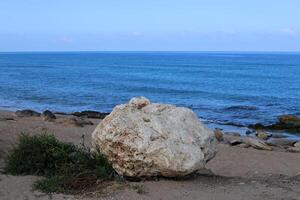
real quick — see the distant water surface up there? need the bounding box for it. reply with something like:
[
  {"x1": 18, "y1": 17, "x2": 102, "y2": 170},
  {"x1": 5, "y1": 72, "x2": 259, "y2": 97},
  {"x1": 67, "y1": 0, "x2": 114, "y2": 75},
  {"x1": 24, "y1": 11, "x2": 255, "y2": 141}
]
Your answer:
[{"x1": 0, "y1": 52, "x2": 299, "y2": 133}]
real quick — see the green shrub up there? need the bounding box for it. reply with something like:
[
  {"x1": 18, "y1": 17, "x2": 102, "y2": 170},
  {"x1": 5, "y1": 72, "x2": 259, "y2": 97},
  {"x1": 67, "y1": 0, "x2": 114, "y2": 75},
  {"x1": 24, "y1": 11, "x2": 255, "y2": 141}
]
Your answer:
[{"x1": 5, "y1": 133, "x2": 115, "y2": 193}]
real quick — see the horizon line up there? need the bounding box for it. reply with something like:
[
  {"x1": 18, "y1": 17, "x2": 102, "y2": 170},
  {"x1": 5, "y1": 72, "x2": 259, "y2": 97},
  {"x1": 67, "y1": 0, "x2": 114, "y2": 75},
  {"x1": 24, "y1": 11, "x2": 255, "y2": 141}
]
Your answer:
[{"x1": 1, "y1": 50, "x2": 300, "y2": 54}]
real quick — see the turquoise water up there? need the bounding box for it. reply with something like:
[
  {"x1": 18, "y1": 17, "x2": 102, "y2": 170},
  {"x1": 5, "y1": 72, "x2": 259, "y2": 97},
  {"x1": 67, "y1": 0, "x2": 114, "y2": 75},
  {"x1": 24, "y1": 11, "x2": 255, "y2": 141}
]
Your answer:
[{"x1": 0, "y1": 52, "x2": 299, "y2": 132}]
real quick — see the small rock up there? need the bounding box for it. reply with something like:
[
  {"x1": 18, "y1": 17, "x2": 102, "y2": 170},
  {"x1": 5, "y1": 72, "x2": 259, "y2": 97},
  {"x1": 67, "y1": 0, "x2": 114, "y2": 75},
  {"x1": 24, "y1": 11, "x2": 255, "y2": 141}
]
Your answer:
[
  {"x1": 266, "y1": 138, "x2": 297, "y2": 147},
  {"x1": 286, "y1": 147, "x2": 300, "y2": 153},
  {"x1": 248, "y1": 123, "x2": 265, "y2": 130},
  {"x1": 225, "y1": 132, "x2": 241, "y2": 137},
  {"x1": 72, "y1": 110, "x2": 109, "y2": 119},
  {"x1": 255, "y1": 130, "x2": 271, "y2": 140},
  {"x1": 242, "y1": 137, "x2": 273, "y2": 151},
  {"x1": 15, "y1": 109, "x2": 41, "y2": 117},
  {"x1": 42, "y1": 110, "x2": 56, "y2": 122},
  {"x1": 128, "y1": 96, "x2": 151, "y2": 109},
  {"x1": 214, "y1": 128, "x2": 223, "y2": 141},
  {"x1": 278, "y1": 115, "x2": 300, "y2": 128},
  {"x1": 271, "y1": 133, "x2": 288, "y2": 139},
  {"x1": 245, "y1": 130, "x2": 253, "y2": 135},
  {"x1": 294, "y1": 142, "x2": 300, "y2": 148}
]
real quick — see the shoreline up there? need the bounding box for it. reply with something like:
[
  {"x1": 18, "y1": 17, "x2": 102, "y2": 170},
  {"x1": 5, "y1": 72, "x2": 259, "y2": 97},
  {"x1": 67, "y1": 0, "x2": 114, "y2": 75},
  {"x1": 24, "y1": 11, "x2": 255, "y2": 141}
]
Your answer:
[
  {"x1": 2, "y1": 107, "x2": 299, "y2": 141},
  {"x1": 0, "y1": 108, "x2": 300, "y2": 199}
]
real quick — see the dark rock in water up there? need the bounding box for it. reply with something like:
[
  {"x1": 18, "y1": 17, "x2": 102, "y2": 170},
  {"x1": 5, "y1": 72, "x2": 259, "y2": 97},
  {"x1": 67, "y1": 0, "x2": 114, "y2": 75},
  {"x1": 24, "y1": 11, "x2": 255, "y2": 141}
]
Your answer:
[
  {"x1": 214, "y1": 128, "x2": 223, "y2": 141},
  {"x1": 72, "y1": 110, "x2": 109, "y2": 119},
  {"x1": 245, "y1": 130, "x2": 254, "y2": 135},
  {"x1": 248, "y1": 115, "x2": 300, "y2": 133},
  {"x1": 271, "y1": 133, "x2": 288, "y2": 139},
  {"x1": 224, "y1": 105, "x2": 258, "y2": 111},
  {"x1": 217, "y1": 121, "x2": 244, "y2": 127},
  {"x1": 42, "y1": 110, "x2": 56, "y2": 122},
  {"x1": 225, "y1": 132, "x2": 241, "y2": 137},
  {"x1": 248, "y1": 123, "x2": 265, "y2": 130},
  {"x1": 15, "y1": 109, "x2": 41, "y2": 117},
  {"x1": 53, "y1": 112, "x2": 69, "y2": 115},
  {"x1": 278, "y1": 115, "x2": 300, "y2": 128}
]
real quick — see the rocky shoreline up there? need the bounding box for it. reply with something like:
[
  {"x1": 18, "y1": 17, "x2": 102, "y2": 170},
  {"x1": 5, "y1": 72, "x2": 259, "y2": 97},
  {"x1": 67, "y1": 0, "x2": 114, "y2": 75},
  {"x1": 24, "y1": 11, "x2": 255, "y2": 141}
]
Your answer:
[
  {"x1": 4, "y1": 108, "x2": 300, "y2": 149},
  {"x1": 0, "y1": 107, "x2": 300, "y2": 200}
]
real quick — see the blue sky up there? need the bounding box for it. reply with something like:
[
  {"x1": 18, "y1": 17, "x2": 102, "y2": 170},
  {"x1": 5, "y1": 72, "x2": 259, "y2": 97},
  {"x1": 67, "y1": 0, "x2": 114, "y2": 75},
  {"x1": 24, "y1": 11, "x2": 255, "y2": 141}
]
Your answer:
[{"x1": 1, "y1": 0, "x2": 300, "y2": 51}]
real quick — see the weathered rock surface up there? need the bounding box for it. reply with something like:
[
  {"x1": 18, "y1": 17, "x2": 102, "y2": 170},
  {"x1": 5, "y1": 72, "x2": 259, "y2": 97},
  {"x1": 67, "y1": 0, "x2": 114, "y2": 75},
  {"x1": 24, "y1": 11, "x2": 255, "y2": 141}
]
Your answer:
[
  {"x1": 266, "y1": 138, "x2": 297, "y2": 147},
  {"x1": 278, "y1": 115, "x2": 300, "y2": 128},
  {"x1": 255, "y1": 130, "x2": 271, "y2": 140},
  {"x1": 294, "y1": 142, "x2": 300, "y2": 148},
  {"x1": 241, "y1": 137, "x2": 273, "y2": 151},
  {"x1": 287, "y1": 147, "x2": 300, "y2": 153},
  {"x1": 92, "y1": 97, "x2": 217, "y2": 177},
  {"x1": 15, "y1": 109, "x2": 41, "y2": 117},
  {"x1": 214, "y1": 128, "x2": 223, "y2": 141},
  {"x1": 42, "y1": 110, "x2": 56, "y2": 122}
]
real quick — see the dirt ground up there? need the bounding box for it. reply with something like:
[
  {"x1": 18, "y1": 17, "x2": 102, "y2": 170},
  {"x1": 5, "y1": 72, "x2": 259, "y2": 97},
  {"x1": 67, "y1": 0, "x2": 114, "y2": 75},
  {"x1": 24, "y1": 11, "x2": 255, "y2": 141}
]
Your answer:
[{"x1": 0, "y1": 110, "x2": 299, "y2": 200}]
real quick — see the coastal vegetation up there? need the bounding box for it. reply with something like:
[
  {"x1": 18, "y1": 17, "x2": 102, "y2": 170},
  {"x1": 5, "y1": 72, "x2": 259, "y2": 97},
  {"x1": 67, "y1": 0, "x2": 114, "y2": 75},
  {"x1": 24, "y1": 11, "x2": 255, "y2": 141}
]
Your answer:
[{"x1": 5, "y1": 133, "x2": 115, "y2": 194}]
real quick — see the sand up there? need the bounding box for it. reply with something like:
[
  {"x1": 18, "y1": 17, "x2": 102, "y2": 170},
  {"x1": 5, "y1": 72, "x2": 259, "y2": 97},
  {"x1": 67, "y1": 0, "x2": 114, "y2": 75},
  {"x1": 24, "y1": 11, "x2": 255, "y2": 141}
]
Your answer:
[{"x1": 0, "y1": 110, "x2": 299, "y2": 200}]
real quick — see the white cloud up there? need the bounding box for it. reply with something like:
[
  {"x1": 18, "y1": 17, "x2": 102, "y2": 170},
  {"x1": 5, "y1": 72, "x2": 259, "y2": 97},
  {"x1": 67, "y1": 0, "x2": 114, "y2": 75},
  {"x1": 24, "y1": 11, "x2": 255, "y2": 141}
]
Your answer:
[
  {"x1": 61, "y1": 36, "x2": 73, "y2": 43},
  {"x1": 280, "y1": 27, "x2": 297, "y2": 36},
  {"x1": 132, "y1": 31, "x2": 143, "y2": 37}
]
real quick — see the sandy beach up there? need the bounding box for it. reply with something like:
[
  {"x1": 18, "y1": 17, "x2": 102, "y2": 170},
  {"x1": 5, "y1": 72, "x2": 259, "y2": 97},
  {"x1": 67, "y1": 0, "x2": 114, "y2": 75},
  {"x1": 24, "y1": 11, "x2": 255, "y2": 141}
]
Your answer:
[{"x1": 0, "y1": 109, "x2": 299, "y2": 200}]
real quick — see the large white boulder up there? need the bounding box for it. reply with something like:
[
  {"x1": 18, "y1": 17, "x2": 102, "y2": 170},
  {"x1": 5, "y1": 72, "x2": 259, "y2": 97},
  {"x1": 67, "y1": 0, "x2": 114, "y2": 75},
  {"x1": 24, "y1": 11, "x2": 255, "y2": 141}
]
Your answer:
[{"x1": 92, "y1": 97, "x2": 217, "y2": 177}]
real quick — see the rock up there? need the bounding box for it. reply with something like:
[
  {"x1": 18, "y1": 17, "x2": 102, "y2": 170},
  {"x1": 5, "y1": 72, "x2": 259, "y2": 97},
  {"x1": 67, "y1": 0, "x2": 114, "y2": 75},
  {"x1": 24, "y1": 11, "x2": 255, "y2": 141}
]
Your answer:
[
  {"x1": 225, "y1": 132, "x2": 241, "y2": 137},
  {"x1": 42, "y1": 110, "x2": 56, "y2": 122},
  {"x1": 248, "y1": 123, "x2": 265, "y2": 130},
  {"x1": 92, "y1": 97, "x2": 217, "y2": 177},
  {"x1": 245, "y1": 130, "x2": 254, "y2": 135},
  {"x1": 237, "y1": 143, "x2": 250, "y2": 148},
  {"x1": 72, "y1": 110, "x2": 109, "y2": 119},
  {"x1": 241, "y1": 137, "x2": 273, "y2": 151},
  {"x1": 222, "y1": 134, "x2": 241, "y2": 145},
  {"x1": 271, "y1": 133, "x2": 288, "y2": 139},
  {"x1": 278, "y1": 115, "x2": 300, "y2": 128},
  {"x1": 248, "y1": 115, "x2": 300, "y2": 133},
  {"x1": 266, "y1": 138, "x2": 297, "y2": 147},
  {"x1": 255, "y1": 130, "x2": 271, "y2": 140},
  {"x1": 15, "y1": 109, "x2": 41, "y2": 117},
  {"x1": 286, "y1": 147, "x2": 300, "y2": 153},
  {"x1": 57, "y1": 117, "x2": 93, "y2": 127},
  {"x1": 229, "y1": 139, "x2": 243, "y2": 146},
  {"x1": 214, "y1": 128, "x2": 223, "y2": 141},
  {"x1": 294, "y1": 142, "x2": 300, "y2": 148}
]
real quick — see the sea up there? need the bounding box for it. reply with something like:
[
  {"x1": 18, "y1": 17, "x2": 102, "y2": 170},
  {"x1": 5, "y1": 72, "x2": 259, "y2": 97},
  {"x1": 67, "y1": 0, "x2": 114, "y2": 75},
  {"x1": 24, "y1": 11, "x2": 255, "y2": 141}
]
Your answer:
[{"x1": 0, "y1": 52, "x2": 299, "y2": 137}]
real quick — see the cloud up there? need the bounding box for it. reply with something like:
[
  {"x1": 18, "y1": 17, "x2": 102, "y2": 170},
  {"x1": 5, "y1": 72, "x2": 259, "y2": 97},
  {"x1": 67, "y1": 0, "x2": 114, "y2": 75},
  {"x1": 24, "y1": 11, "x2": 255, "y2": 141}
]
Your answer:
[
  {"x1": 280, "y1": 28, "x2": 297, "y2": 36},
  {"x1": 61, "y1": 36, "x2": 73, "y2": 43},
  {"x1": 132, "y1": 31, "x2": 143, "y2": 37}
]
